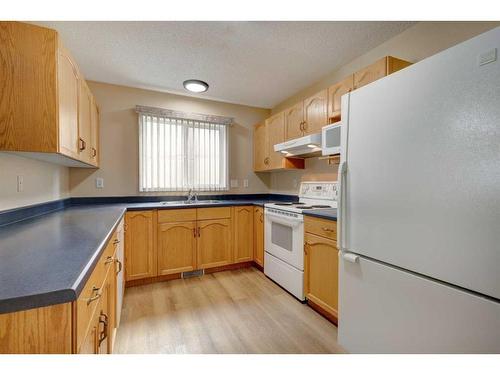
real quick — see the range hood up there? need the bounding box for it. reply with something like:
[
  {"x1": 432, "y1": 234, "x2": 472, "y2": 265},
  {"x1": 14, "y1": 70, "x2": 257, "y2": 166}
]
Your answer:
[{"x1": 274, "y1": 133, "x2": 322, "y2": 157}]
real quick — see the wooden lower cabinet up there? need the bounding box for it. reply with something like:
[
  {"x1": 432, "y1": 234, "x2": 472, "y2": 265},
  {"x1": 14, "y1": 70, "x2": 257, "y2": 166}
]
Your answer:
[
  {"x1": 233, "y1": 206, "x2": 254, "y2": 263},
  {"x1": 125, "y1": 210, "x2": 157, "y2": 281},
  {"x1": 197, "y1": 218, "x2": 232, "y2": 269},
  {"x1": 253, "y1": 207, "x2": 264, "y2": 267},
  {"x1": 304, "y1": 217, "x2": 339, "y2": 323},
  {"x1": 158, "y1": 221, "x2": 197, "y2": 275}
]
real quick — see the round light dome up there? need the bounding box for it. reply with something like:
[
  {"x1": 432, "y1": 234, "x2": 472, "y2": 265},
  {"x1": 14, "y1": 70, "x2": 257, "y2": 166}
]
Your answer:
[{"x1": 183, "y1": 79, "x2": 209, "y2": 93}]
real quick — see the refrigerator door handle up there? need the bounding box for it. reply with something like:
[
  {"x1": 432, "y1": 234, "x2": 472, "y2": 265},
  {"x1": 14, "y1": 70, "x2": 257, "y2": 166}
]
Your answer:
[
  {"x1": 341, "y1": 251, "x2": 359, "y2": 263},
  {"x1": 337, "y1": 160, "x2": 348, "y2": 251}
]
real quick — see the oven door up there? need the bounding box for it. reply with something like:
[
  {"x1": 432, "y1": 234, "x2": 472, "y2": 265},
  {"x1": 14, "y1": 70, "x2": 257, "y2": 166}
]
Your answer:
[{"x1": 264, "y1": 209, "x2": 304, "y2": 270}]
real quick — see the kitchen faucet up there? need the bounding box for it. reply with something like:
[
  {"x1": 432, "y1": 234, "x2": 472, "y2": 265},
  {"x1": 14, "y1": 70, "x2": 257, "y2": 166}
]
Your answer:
[{"x1": 186, "y1": 188, "x2": 198, "y2": 203}]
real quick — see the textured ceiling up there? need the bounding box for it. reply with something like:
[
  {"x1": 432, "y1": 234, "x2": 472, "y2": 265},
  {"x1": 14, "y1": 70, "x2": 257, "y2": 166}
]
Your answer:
[{"x1": 36, "y1": 21, "x2": 415, "y2": 108}]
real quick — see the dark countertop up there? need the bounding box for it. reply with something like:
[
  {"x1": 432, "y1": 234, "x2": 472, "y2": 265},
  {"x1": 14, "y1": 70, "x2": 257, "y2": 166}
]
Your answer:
[
  {"x1": 303, "y1": 208, "x2": 338, "y2": 221},
  {"x1": 0, "y1": 198, "x2": 294, "y2": 314},
  {"x1": 0, "y1": 205, "x2": 126, "y2": 314}
]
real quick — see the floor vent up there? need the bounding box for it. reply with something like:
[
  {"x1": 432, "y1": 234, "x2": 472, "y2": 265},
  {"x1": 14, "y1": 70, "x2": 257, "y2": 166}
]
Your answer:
[{"x1": 182, "y1": 269, "x2": 204, "y2": 279}]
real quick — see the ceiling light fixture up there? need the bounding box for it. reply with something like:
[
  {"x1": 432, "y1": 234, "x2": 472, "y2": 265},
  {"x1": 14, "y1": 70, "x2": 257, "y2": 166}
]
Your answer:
[{"x1": 183, "y1": 79, "x2": 209, "y2": 93}]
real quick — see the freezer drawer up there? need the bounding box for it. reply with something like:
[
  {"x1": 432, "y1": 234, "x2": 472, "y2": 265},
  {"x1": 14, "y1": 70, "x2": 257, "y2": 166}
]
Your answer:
[{"x1": 338, "y1": 253, "x2": 500, "y2": 353}]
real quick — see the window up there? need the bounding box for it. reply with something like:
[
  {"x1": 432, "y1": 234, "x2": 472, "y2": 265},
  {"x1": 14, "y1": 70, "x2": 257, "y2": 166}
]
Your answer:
[{"x1": 138, "y1": 111, "x2": 229, "y2": 192}]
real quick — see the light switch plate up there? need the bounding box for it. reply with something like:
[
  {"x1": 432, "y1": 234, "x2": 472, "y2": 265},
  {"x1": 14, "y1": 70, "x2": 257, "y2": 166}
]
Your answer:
[
  {"x1": 230, "y1": 179, "x2": 239, "y2": 188},
  {"x1": 243, "y1": 179, "x2": 249, "y2": 188},
  {"x1": 478, "y1": 48, "x2": 497, "y2": 66},
  {"x1": 96, "y1": 177, "x2": 104, "y2": 189}
]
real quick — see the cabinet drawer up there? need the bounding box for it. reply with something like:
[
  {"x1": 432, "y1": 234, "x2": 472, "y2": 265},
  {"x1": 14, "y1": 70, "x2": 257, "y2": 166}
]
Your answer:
[
  {"x1": 158, "y1": 208, "x2": 196, "y2": 223},
  {"x1": 196, "y1": 207, "x2": 231, "y2": 220},
  {"x1": 304, "y1": 216, "x2": 337, "y2": 240},
  {"x1": 75, "y1": 236, "x2": 116, "y2": 352}
]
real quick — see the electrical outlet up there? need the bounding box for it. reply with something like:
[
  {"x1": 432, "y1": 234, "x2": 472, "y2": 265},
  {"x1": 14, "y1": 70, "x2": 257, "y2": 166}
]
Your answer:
[
  {"x1": 17, "y1": 175, "x2": 24, "y2": 192},
  {"x1": 230, "y1": 179, "x2": 239, "y2": 188},
  {"x1": 243, "y1": 179, "x2": 249, "y2": 188},
  {"x1": 96, "y1": 177, "x2": 104, "y2": 189}
]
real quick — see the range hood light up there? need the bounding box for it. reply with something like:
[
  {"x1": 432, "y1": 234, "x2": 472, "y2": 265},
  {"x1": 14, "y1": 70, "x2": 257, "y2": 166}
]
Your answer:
[{"x1": 273, "y1": 133, "x2": 322, "y2": 158}]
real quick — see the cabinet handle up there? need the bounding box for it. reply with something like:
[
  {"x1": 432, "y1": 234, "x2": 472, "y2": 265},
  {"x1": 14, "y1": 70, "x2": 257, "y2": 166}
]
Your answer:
[
  {"x1": 105, "y1": 256, "x2": 114, "y2": 265},
  {"x1": 193, "y1": 228, "x2": 196, "y2": 238},
  {"x1": 302, "y1": 121, "x2": 307, "y2": 131},
  {"x1": 87, "y1": 286, "x2": 102, "y2": 305},
  {"x1": 79, "y1": 138, "x2": 86, "y2": 151},
  {"x1": 98, "y1": 312, "x2": 109, "y2": 347},
  {"x1": 197, "y1": 227, "x2": 201, "y2": 237},
  {"x1": 92, "y1": 148, "x2": 97, "y2": 157},
  {"x1": 304, "y1": 242, "x2": 309, "y2": 255},
  {"x1": 113, "y1": 239, "x2": 120, "y2": 245},
  {"x1": 322, "y1": 227, "x2": 335, "y2": 232},
  {"x1": 116, "y1": 259, "x2": 122, "y2": 274}
]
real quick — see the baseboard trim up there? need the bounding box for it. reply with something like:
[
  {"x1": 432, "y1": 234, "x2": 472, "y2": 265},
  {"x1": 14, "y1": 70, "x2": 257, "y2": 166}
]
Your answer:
[
  {"x1": 125, "y1": 261, "x2": 257, "y2": 288},
  {"x1": 307, "y1": 299, "x2": 338, "y2": 326}
]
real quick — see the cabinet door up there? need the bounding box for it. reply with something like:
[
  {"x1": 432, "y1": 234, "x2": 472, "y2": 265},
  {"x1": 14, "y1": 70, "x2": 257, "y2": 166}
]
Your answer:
[
  {"x1": 78, "y1": 324, "x2": 98, "y2": 354},
  {"x1": 303, "y1": 89, "x2": 328, "y2": 135},
  {"x1": 253, "y1": 207, "x2": 264, "y2": 267},
  {"x1": 97, "y1": 277, "x2": 111, "y2": 354},
  {"x1": 197, "y1": 218, "x2": 232, "y2": 269},
  {"x1": 353, "y1": 57, "x2": 387, "y2": 89},
  {"x1": 89, "y1": 97, "x2": 99, "y2": 166},
  {"x1": 304, "y1": 232, "x2": 339, "y2": 318},
  {"x1": 233, "y1": 206, "x2": 254, "y2": 263},
  {"x1": 78, "y1": 81, "x2": 92, "y2": 163},
  {"x1": 253, "y1": 122, "x2": 268, "y2": 171},
  {"x1": 284, "y1": 101, "x2": 304, "y2": 140},
  {"x1": 125, "y1": 211, "x2": 157, "y2": 281},
  {"x1": 57, "y1": 46, "x2": 79, "y2": 159},
  {"x1": 327, "y1": 75, "x2": 353, "y2": 122},
  {"x1": 158, "y1": 221, "x2": 197, "y2": 275},
  {"x1": 265, "y1": 112, "x2": 285, "y2": 170}
]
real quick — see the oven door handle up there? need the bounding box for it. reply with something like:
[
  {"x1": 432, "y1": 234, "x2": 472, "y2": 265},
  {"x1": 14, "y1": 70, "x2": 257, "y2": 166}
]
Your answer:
[{"x1": 265, "y1": 212, "x2": 303, "y2": 227}]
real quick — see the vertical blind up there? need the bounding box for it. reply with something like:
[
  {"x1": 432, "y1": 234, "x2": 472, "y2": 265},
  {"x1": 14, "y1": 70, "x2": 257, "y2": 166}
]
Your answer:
[{"x1": 139, "y1": 114, "x2": 229, "y2": 192}]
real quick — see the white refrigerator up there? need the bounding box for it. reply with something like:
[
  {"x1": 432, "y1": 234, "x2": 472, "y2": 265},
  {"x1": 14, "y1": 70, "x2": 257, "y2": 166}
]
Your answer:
[{"x1": 337, "y1": 27, "x2": 500, "y2": 353}]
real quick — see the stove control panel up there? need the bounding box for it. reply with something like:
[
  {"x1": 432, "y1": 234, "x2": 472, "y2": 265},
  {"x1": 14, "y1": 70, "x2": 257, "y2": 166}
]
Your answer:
[{"x1": 299, "y1": 181, "x2": 338, "y2": 201}]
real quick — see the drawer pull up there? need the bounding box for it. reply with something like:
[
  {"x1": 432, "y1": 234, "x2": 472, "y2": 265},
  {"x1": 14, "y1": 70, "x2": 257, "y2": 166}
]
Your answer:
[
  {"x1": 322, "y1": 227, "x2": 335, "y2": 232},
  {"x1": 98, "y1": 312, "x2": 109, "y2": 347},
  {"x1": 113, "y1": 239, "x2": 120, "y2": 245},
  {"x1": 105, "y1": 256, "x2": 114, "y2": 265},
  {"x1": 116, "y1": 259, "x2": 123, "y2": 274},
  {"x1": 87, "y1": 287, "x2": 102, "y2": 305}
]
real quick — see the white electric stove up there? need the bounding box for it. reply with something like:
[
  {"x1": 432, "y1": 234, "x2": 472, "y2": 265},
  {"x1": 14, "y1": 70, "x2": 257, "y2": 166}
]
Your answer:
[{"x1": 264, "y1": 181, "x2": 338, "y2": 300}]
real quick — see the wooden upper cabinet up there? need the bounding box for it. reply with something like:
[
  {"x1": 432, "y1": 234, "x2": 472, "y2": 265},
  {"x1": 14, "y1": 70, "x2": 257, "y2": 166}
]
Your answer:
[
  {"x1": 197, "y1": 218, "x2": 232, "y2": 269},
  {"x1": 253, "y1": 122, "x2": 268, "y2": 172},
  {"x1": 253, "y1": 206, "x2": 264, "y2": 268},
  {"x1": 265, "y1": 112, "x2": 286, "y2": 169},
  {"x1": 157, "y1": 221, "x2": 197, "y2": 275},
  {"x1": 253, "y1": 116, "x2": 304, "y2": 172},
  {"x1": 303, "y1": 89, "x2": 328, "y2": 135},
  {"x1": 90, "y1": 97, "x2": 100, "y2": 167},
  {"x1": 284, "y1": 101, "x2": 305, "y2": 140},
  {"x1": 57, "y1": 46, "x2": 80, "y2": 160},
  {"x1": 327, "y1": 75, "x2": 354, "y2": 122},
  {"x1": 233, "y1": 206, "x2": 254, "y2": 263},
  {"x1": 354, "y1": 56, "x2": 412, "y2": 89},
  {"x1": 0, "y1": 21, "x2": 99, "y2": 168},
  {"x1": 125, "y1": 211, "x2": 157, "y2": 281},
  {"x1": 78, "y1": 81, "x2": 93, "y2": 164}
]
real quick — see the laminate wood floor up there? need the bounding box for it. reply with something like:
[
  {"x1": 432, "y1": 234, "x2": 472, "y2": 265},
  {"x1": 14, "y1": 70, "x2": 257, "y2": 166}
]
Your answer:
[{"x1": 113, "y1": 267, "x2": 345, "y2": 354}]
